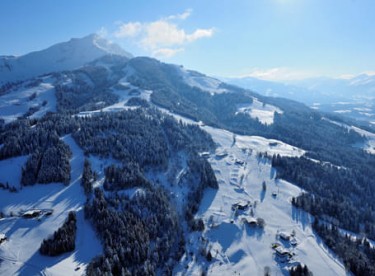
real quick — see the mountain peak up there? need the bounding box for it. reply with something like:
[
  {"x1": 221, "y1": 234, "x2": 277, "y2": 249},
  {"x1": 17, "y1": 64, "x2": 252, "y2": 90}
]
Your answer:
[{"x1": 0, "y1": 34, "x2": 133, "y2": 84}]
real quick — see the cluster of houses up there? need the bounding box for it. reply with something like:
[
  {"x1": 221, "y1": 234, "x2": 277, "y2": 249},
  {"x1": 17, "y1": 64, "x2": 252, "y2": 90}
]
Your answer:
[
  {"x1": 271, "y1": 231, "x2": 298, "y2": 263},
  {"x1": 278, "y1": 231, "x2": 298, "y2": 246}
]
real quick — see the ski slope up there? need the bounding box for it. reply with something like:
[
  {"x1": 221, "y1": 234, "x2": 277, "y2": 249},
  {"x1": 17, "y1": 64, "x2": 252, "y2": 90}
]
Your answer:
[{"x1": 0, "y1": 135, "x2": 101, "y2": 276}]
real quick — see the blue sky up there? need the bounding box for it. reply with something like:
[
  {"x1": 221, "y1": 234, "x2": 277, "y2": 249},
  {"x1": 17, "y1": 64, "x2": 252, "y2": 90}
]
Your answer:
[{"x1": 1, "y1": 0, "x2": 375, "y2": 80}]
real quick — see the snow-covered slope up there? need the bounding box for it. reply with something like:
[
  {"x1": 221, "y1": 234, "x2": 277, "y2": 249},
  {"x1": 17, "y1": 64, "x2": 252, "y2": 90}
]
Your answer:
[
  {"x1": 180, "y1": 68, "x2": 228, "y2": 94},
  {"x1": 0, "y1": 75, "x2": 56, "y2": 123},
  {"x1": 0, "y1": 34, "x2": 133, "y2": 85},
  {"x1": 0, "y1": 135, "x2": 102, "y2": 275},
  {"x1": 236, "y1": 97, "x2": 283, "y2": 125}
]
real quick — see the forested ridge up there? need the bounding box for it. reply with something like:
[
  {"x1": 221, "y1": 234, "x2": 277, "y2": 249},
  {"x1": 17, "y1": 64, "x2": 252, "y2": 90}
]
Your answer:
[{"x1": 0, "y1": 107, "x2": 217, "y2": 274}]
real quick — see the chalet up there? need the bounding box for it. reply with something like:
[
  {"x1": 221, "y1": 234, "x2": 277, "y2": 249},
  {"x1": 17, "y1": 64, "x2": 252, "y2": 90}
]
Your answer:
[
  {"x1": 200, "y1": 152, "x2": 210, "y2": 158},
  {"x1": 275, "y1": 246, "x2": 292, "y2": 262},
  {"x1": 215, "y1": 150, "x2": 228, "y2": 158},
  {"x1": 279, "y1": 232, "x2": 291, "y2": 241},
  {"x1": 235, "y1": 159, "x2": 244, "y2": 165},
  {"x1": 242, "y1": 217, "x2": 258, "y2": 227},
  {"x1": 22, "y1": 209, "x2": 42, "y2": 218},
  {"x1": 232, "y1": 201, "x2": 250, "y2": 211}
]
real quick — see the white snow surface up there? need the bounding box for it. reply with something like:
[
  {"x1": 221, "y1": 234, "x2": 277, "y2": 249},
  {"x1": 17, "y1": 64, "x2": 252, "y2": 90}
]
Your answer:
[
  {"x1": 77, "y1": 77, "x2": 151, "y2": 117},
  {"x1": 0, "y1": 155, "x2": 28, "y2": 190},
  {"x1": 180, "y1": 68, "x2": 228, "y2": 95},
  {"x1": 0, "y1": 76, "x2": 56, "y2": 123},
  {"x1": 0, "y1": 34, "x2": 132, "y2": 84},
  {"x1": 0, "y1": 135, "x2": 102, "y2": 275},
  {"x1": 236, "y1": 97, "x2": 283, "y2": 125}
]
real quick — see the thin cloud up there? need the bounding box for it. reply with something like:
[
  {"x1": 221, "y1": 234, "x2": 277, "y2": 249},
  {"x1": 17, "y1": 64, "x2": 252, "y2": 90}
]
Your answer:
[
  {"x1": 114, "y1": 22, "x2": 142, "y2": 38},
  {"x1": 238, "y1": 67, "x2": 315, "y2": 81},
  {"x1": 112, "y1": 9, "x2": 214, "y2": 58},
  {"x1": 141, "y1": 21, "x2": 214, "y2": 49},
  {"x1": 166, "y1": 9, "x2": 192, "y2": 20},
  {"x1": 153, "y1": 48, "x2": 184, "y2": 58},
  {"x1": 96, "y1": 27, "x2": 109, "y2": 38}
]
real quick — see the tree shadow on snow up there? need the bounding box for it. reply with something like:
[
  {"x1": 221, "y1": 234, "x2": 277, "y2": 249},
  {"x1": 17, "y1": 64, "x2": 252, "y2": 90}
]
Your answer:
[
  {"x1": 16, "y1": 250, "x2": 70, "y2": 276},
  {"x1": 291, "y1": 206, "x2": 310, "y2": 231},
  {"x1": 260, "y1": 189, "x2": 266, "y2": 203},
  {"x1": 245, "y1": 225, "x2": 265, "y2": 241},
  {"x1": 196, "y1": 187, "x2": 218, "y2": 216}
]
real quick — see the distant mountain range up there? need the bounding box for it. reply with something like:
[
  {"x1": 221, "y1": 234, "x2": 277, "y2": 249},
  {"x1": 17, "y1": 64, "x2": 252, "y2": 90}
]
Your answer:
[{"x1": 223, "y1": 74, "x2": 375, "y2": 124}]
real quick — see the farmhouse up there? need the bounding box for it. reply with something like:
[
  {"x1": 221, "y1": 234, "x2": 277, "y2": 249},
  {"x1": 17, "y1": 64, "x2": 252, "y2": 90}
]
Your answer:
[
  {"x1": 274, "y1": 246, "x2": 292, "y2": 262},
  {"x1": 242, "y1": 217, "x2": 258, "y2": 227},
  {"x1": 200, "y1": 152, "x2": 210, "y2": 158},
  {"x1": 232, "y1": 200, "x2": 250, "y2": 211},
  {"x1": 279, "y1": 232, "x2": 291, "y2": 241},
  {"x1": 215, "y1": 150, "x2": 228, "y2": 158},
  {"x1": 22, "y1": 209, "x2": 42, "y2": 218},
  {"x1": 235, "y1": 159, "x2": 244, "y2": 165}
]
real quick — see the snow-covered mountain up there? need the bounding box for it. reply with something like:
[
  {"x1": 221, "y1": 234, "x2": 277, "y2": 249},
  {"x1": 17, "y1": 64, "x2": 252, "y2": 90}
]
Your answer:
[
  {"x1": 288, "y1": 74, "x2": 375, "y2": 100},
  {"x1": 1, "y1": 36, "x2": 375, "y2": 276},
  {"x1": 0, "y1": 34, "x2": 132, "y2": 85}
]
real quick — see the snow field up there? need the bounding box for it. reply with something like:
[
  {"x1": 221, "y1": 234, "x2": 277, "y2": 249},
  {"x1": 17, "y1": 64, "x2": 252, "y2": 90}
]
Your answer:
[
  {"x1": 236, "y1": 97, "x2": 283, "y2": 125},
  {"x1": 0, "y1": 77, "x2": 56, "y2": 123}
]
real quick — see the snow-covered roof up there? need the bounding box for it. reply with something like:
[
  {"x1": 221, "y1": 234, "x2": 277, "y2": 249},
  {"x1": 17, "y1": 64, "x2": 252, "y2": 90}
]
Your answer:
[{"x1": 279, "y1": 232, "x2": 290, "y2": 240}]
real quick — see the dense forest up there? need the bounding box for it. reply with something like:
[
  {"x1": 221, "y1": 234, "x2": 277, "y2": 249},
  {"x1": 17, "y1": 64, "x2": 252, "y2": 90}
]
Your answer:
[
  {"x1": 85, "y1": 188, "x2": 184, "y2": 275},
  {"x1": 272, "y1": 155, "x2": 375, "y2": 239},
  {"x1": 313, "y1": 220, "x2": 375, "y2": 275}
]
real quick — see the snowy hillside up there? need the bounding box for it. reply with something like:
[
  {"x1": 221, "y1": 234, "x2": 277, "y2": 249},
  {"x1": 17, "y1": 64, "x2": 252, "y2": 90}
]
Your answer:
[
  {"x1": 0, "y1": 135, "x2": 101, "y2": 275},
  {"x1": 0, "y1": 34, "x2": 132, "y2": 85},
  {"x1": 180, "y1": 68, "x2": 228, "y2": 95},
  {"x1": 0, "y1": 76, "x2": 56, "y2": 123},
  {"x1": 323, "y1": 117, "x2": 375, "y2": 154},
  {"x1": 236, "y1": 97, "x2": 283, "y2": 125}
]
